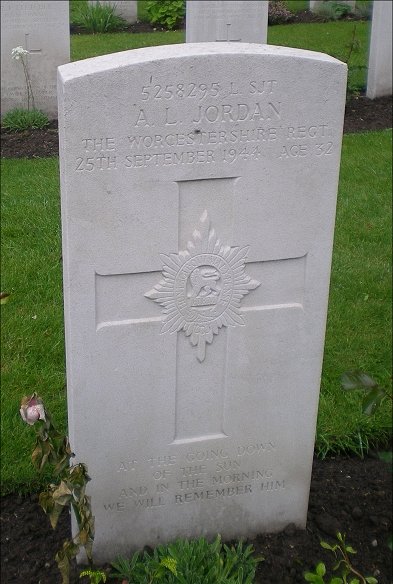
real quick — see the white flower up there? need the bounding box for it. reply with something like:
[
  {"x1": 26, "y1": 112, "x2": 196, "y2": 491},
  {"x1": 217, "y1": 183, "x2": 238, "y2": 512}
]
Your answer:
[
  {"x1": 11, "y1": 46, "x2": 29, "y2": 60},
  {"x1": 20, "y1": 394, "x2": 46, "y2": 425}
]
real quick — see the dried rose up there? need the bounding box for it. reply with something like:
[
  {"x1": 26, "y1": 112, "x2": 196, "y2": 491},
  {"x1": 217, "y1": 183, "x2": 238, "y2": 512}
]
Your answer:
[{"x1": 20, "y1": 393, "x2": 46, "y2": 425}]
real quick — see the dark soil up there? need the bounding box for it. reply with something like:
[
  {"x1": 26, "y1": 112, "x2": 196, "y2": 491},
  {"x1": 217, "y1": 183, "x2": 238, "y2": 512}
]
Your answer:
[
  {"x1": 1, "y1": 95, "x2": 392, "y2": 159},
  {"x1": 1, "y1": 455, "x2": 392, "y2": 583}
]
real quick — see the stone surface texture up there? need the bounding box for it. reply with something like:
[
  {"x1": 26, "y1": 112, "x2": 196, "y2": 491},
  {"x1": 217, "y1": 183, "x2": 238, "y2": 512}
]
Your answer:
[
  {"x1": 1, "y1": 1, "x2": 69, "y2": 118},
  {"x1": 366, "y1": 0, "x2": 392, "y2": 99},
  {"x1": 58, "y1": 43, "x2": 347, "y2": 563},
  {"x1": 186, "y1": 1, "x2": 268, "y2": 43},
  {"x1": 87, "y1": 0, "x2": 137, "y2": 24}
]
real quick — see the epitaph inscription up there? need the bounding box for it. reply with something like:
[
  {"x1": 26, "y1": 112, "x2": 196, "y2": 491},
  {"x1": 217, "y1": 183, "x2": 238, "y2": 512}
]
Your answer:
[{"x1": 145, "y1": 211, "x2": 260, "y2": 361}]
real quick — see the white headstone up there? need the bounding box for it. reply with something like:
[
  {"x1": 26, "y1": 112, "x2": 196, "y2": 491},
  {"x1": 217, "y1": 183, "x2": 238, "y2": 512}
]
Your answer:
[
  {"x1": 58, "y1": 43, "x2": 347, "y2": 562},
  {"x1": 366, "y1": 0, "x2": 392, "y2": 99},
  {"x1": 186, "y1": 1, "x2": 268, "y2": 43},
  {"x1": 309, "y1": 0, "x2": 356, "y2": 11},
  {"x1": 88, "y1": 0, "x2": 137, "y2": 24},
  {"x1": 0, "y1": 1, "x2": 69, "y2": 118}
]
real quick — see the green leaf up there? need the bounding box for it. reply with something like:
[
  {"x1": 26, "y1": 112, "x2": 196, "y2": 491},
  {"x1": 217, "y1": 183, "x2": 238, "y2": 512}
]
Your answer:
[
  {"x1": 345, "y1": 545, "x2": 356, "y2": 554},
  {"x1": 329, "y1": 578, "x2": 343, "y2": 584},
  {"x1": 365, "y1": 577, "x2": 378, "y2": 584},
  {"x1": 316, "y1": 562, "x2": 327, "y2": 576},
  {"x1": 0, "y1": 292, "x2": 11, "y2": 304},
  {"x1": 321, "y1": 541, "x2": 335, "y2": 551},
  {"x1": 362, "y1": 387, "x2": 386, "y2": 416},
  {"x1": 340, "y1": 371, "x2": 378, "y2": 391},
  {"x1": 304, "y1": 572, "x2": 321, "y2": 582}
]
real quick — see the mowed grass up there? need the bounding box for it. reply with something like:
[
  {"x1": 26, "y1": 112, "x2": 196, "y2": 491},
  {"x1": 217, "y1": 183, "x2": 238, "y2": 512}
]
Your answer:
[
  {"x1": 317, "y1": 130, "x2": 392, "y2": 456},
  {"x1": 1, "y1": 159, "x2": 66, "y2": 493},
  {"x1": 1, "y1": 130, "x2": 391, "y2": 494},
  {"x1": 70, "y1": 20, "x2": 369, "y2": 91}
]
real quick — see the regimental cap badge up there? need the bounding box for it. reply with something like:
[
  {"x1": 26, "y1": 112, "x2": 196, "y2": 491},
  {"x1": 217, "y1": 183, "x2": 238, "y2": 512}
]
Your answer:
[{"x1": 145, "y1": 211, "x2": 260, "y2": 362}]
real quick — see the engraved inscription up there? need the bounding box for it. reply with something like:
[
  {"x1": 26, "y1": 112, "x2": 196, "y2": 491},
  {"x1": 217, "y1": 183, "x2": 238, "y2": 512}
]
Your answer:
[
  {"x1": 72, "y1": 78, "x2": 337, "y2": 171},
  {"x1": 104, "y1": 442, "x2": 283, "y2": 513},
  {"x1": 145, "y1": 211, "x2": 260, "y2": 362}
]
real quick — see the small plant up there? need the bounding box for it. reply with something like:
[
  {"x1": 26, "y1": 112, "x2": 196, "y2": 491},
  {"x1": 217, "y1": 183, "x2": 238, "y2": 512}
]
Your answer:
[
  {"x1": 80, "y1": 568, "x2": 107, "y2": 583},
  {"x1": 145, "y1": 0, "x2": 185, "y2": 30},
  {"x1": 304, "y1": 533, "x2": 378, "y2": 583},
  {"x1": 268, "y1": 1, "x2": 295, "y2": 25},
  {"x1": 7, "y1": 46, "x2": 50, "y2": 130},
  {"x1": 111, "y1": 535, "x2": 263, "y2": 583},
  {"x1": 73, "y1": 2, "x2": 127, "y2": 33},
  {"x1": 340, "y1": 371, "x2": 391, "y2": 417},
  {"x1": 20, "y1": 393, "x2": 95, "y2": 584},
  {"x1": 2, "y1": 108, "x2": 49, "y2": 131}
]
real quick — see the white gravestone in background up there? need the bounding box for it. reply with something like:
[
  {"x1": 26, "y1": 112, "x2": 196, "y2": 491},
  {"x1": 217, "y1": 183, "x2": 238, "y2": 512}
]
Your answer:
[
  {"x1": 58, "y1": 43, "x2": 347, "y2": 562},
  {"x1": 0, "y1": 1, "x2": 69, "y2": 118},
  {"x1": 186, "y1": 1, "x2": 268, "y2": 43},
  {"x1": 309, "y1": 0, "x2": 356, "y2": 11},
  {"x1": 88, "y1": 1, "x2": 137, "y2": 24},
  {"x1": 366, "y1": 0, "x2": 392, "y2": 99}
]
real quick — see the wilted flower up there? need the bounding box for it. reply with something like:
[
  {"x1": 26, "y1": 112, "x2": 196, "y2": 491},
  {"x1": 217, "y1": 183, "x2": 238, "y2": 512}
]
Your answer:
[
  {"x1": 11, "y1": 46, "x2": 29, "y2": 60},
  {"x1": 20, "y1": 393, "x2": 46, "y2": 425}
]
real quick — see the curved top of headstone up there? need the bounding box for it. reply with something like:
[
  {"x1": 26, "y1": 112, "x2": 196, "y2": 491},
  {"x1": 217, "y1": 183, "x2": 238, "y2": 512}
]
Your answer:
[{"x1": 58, "y1": 42, "x2": 346, "y2": 83}]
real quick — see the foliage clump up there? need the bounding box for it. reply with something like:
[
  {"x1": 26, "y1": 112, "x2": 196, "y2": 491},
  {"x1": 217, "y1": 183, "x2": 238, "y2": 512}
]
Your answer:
[
  {"x1": 73, "y1": 1, "x2": 127, "y2": 33},
  {"x1": 268, "y1": 1, "x2": 295, "y2": 25},
  {"x1": 20, "y1": 393, "x2": 95, "y2": 584},
  {"x1": 145, "y1": 0, "x2": 185, "y2": 30},
  {"x1": 111, "y1": 535, "x2": 262, "y2": 583},
  {"x1": 2, "y1": 108, "x2": 49, "y2": 131},
  {"x1": 304, "y1": 532, "x2": 378, "y2": 583}
]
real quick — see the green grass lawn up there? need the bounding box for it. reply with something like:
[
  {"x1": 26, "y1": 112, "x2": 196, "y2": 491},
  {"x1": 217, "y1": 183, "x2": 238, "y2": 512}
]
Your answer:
[
  {"x1": 1, "y1": 130, "x2": 391, "y2": 495},
  {"x1": 70, "y1": 20, "x2": 369, "y2": 93}
]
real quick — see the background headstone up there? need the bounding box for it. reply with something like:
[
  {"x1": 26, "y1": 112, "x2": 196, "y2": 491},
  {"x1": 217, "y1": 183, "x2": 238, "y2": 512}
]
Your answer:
[
  {"x1": 88, "y1": 0, "x2": 137, "y2": 24},
  {"x1": 1, "y1": 1, "x2": 69, "y2": 118},
  {"x1": 186, "y1": 1, "x2": 268, "y2": 43},
  {"x1": 366, "y1": 0, "x2": 392, "y2": 99},
  {"x1": 309, "y1": 0, "x2": 356, "y2": 11},
  {"x1": 58, "y1": 43, "x2": 347, "y2": 562}
]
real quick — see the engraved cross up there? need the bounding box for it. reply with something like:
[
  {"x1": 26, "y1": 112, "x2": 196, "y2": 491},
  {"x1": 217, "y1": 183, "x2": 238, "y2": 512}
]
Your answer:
[
  {"x1": 216, "y1": 23, "x2": 241, "y2": 42},
  {"x1": 95, "y1": 178, "x2": 305, "y2": 445},
  {"x1": 24, "y1": 33, "x2": 42, "y2": 55}
]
